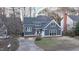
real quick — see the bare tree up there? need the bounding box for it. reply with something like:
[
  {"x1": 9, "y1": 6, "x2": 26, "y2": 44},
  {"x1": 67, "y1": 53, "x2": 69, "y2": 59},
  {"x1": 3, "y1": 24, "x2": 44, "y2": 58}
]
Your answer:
[
  {"x1": 3, "y1": 7, "x2": 23, "y2": 35},
  {"x1": 38, "y1": 8, "x2": 61, "y2": 24}
]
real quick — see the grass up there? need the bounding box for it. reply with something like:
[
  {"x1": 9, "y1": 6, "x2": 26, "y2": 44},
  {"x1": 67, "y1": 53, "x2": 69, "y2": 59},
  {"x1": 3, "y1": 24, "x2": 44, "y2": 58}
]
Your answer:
[
  {"x1": 35, "y1": 37, "x2": 79, "y2": 51},
  {"x1": 36, "y1": 39, "x2": 59, "y2": 46},
  {"x1": 35, "y1": 38, "x2": 64, "y2": 51}
]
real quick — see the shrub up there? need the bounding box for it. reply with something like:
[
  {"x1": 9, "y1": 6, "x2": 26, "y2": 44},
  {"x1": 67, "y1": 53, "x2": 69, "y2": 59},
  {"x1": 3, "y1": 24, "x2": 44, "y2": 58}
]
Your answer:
[
  {"x1": 75, "y1": 21, "x2": 79, "y2": 36},
  {"x1": 35, "y1": 36, "x2": 42, "y2": 41},
  {"x1": 63, "y1": 31, "x2": 75, "y2": 37}
]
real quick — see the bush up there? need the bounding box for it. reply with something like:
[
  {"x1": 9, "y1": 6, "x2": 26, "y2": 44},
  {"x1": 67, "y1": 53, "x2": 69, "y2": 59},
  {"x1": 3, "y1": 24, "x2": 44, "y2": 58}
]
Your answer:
[
  {"x1": 63, "y1": 31, "x2": 75, "y2": 37},
  {"x1": 75, "y1": 21, "x2": 79, "y2": 36},
  {"x1": 35, "y1": 36, "x2": 42, "y2": 41}
]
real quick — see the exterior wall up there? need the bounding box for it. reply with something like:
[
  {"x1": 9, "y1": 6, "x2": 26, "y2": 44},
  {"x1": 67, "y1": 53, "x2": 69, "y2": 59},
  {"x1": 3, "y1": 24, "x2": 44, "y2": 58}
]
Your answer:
[
  {"x1": 61, "y1": 16, "x2": 74, "y2": 31},
  {"x1": 23, "y1": 24, "x2": 35, "y2": 35},
  {"x1": 45, "y1": 29, "x2": 61, "y2": 36},
  {"x1": 45, "y1": 21, "x2": 61, "y2": 36},
  {"x1": 24, "y1": 29, "x2": 35, "y2": 35},
  {"x1": 45, "y1": 30, "x2": 49, "y2": 35},
  {"x1": 57, "y1": 30, "x2": 61, "y2": 35}
]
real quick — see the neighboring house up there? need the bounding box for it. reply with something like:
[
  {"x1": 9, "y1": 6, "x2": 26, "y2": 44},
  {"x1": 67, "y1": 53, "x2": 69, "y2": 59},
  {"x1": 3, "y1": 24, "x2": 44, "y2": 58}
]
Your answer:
[
  {"x1": 61, "y1": 13, "x2": 79, "y2": 32},
  {"x1": 23, "y1": 16, "x2": 62, "y2": 37}
]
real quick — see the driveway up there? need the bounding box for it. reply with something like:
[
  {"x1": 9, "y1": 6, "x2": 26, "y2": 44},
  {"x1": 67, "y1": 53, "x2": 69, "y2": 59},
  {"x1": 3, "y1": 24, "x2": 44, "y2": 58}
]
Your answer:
[{"x1": 16, "y1": 37, "x2": 44, "y2": 51}]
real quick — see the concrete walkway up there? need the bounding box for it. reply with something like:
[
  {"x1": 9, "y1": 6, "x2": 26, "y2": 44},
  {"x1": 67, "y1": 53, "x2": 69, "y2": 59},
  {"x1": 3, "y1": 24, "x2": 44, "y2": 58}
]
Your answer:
[{"x1": 16, "y1": 37, "x2": 44, "y2": 51}]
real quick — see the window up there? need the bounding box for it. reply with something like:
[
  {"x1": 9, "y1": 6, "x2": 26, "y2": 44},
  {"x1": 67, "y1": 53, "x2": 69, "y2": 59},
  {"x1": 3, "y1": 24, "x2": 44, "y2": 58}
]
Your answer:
[
  {"x1": 49, "y1": 30, "x2": 57, "y2": 35},
  {"x1": 26, "y1": 27, "x2": 32, "y2": 32}
]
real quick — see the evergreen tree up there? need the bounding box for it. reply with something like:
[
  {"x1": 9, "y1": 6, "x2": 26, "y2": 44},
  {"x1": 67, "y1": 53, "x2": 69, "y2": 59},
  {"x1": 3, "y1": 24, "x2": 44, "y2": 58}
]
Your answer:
[{"x1": 75, "y1": 21, "x2": 79, "y2": 35}]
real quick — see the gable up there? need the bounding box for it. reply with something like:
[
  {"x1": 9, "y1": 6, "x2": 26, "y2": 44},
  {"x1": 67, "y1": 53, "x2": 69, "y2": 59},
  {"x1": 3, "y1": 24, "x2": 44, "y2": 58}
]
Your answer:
[{"x1": 44, "y1": 19, "x2": 61, "y2": 29}]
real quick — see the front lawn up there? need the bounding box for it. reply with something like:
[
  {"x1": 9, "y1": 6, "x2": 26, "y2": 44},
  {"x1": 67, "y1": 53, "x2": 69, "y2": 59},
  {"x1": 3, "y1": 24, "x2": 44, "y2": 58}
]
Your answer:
[{"x1": 35, "y1": 37, "x2": 79, "y2": 51}]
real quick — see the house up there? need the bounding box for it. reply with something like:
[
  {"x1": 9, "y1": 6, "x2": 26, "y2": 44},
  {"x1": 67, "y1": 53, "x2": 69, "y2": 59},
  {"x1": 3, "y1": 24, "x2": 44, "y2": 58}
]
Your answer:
[
  {"x1": 61, "y1": 12, "x2": 79, "y2": 32},
  {"x1": 23, "y1": 16, "x2": 62, "y2": 37}
]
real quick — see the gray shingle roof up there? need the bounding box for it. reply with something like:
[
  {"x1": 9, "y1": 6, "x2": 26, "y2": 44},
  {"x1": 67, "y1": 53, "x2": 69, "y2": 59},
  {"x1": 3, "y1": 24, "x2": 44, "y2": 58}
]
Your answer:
[
  {"x1": 23, "y1": 16, "x2": 52, "y2": 29},
  {"x1": 69, "y1": 15, "x2": 79, "y2": 21}
]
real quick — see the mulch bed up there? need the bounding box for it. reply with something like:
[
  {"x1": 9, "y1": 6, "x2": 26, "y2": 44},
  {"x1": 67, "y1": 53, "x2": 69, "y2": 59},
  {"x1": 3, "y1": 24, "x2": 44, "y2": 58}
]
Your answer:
[{"x1": 0, "y1": 37, "x2": 19, "y2": 51}]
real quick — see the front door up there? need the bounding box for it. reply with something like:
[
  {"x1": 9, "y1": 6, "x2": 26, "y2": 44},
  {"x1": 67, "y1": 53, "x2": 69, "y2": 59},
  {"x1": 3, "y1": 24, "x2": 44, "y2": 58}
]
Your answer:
[{"x1": 35, "y1": 29, "x2": 42, "y2": 36}]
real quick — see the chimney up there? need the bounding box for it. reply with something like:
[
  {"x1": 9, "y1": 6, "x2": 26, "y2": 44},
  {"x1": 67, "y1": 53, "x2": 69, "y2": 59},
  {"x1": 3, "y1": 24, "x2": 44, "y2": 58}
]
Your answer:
[{"x1": 63, "y1": 10, "x2": 67, "y2": 32}]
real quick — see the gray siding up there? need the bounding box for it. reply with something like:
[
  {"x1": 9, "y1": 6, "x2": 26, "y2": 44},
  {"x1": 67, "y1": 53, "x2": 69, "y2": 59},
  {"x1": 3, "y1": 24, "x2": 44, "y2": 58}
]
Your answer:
[
  {"x1": 45, "y1": 30, "x2": 49, "y2": 35},
  {"x1": 23, "y1": 24, "x2": 35, "y2": 35},
  {"x1": 57, "y1": 30, "x2": 61, "y2": 35},
  {"x1": 24, "y1": 29, "x2": 35, "y2": 35},
  {"x1": 45, "y1": 22, "x2": 61, "y2": 35}
]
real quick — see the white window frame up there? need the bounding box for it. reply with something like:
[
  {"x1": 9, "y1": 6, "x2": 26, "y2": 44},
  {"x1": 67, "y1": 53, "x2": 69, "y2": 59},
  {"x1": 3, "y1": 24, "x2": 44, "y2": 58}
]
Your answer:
[
  {"x1": 49, "y1": 29, "x2": 57, "y2": 36},
  {"x1": 26, "y1": 27, "x2": 32, "y2": 32}
]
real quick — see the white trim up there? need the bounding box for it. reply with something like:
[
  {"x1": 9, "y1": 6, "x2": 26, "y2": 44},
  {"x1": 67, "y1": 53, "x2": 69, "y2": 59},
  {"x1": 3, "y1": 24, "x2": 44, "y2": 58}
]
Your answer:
[
  {"x1": 26, "y1": 27, "x2": 32, "y2": 32},
  {"x1": 44, "y1": 20, "x2": 53, "y2": 28},
  {"x1": 41, "y1": 35, "x2": 62, "y2": 37},
  {"x1": 24, "y1": 34, "x2": 62, "y2": 37},
  {"x1": 53, "y1": 20, "x2": 61, "y2": 28},
  {"x1": 24, "y1": 35, "x2": 36, "y2": 36},
  {"x1": 49, "y1": 29, "x2": 59, "y2": 36},
  {"x1": 44, "y1": 19, "x2": 61, "y2": 29}
]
